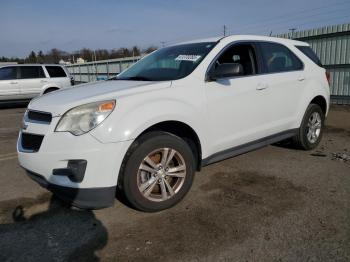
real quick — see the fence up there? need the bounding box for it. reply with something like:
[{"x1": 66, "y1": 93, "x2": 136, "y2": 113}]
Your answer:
[
  {"x1": 66, "y1": 56, "x2": 141, "y2": 83},
  {"x1": 278, "y1": 23, "x2": 350, "y2": 105}
]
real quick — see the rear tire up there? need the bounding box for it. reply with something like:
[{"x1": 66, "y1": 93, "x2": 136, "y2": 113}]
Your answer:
[
  {"x1": 117, "y1": 131, "x2": 195, "y2": 212},
  {"x1": 292, "y1": 103, "x2": 324, "y2": 150}
]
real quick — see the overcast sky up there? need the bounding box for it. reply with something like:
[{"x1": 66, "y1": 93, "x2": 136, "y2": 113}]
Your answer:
[{"x1": 1, "y1": 0, "x2": 349, "y2": 57}]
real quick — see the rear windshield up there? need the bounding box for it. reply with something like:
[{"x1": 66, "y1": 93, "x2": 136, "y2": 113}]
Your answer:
[
  {"x1": 296, "y1": 46, "x2": 322, "y2": 67},
  {"x1": 45, "y1": 66, "x2": 67, "y2": 77}
]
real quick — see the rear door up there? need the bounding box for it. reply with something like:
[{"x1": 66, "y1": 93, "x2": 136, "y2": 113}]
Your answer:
[
  {"x1": 17, "y1": 66, "x2": 47, "y2": 99},
  {"x1": 0, "y1": 66, "x2": 20, "y2": 100},
  {"x1": 255, "y1": 42, "x2": 305, "y2": 131}
]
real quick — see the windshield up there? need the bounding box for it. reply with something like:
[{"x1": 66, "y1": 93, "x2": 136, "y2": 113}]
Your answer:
[{"x1": 116, "y1": 42, "x2": 216, "y2": 81}]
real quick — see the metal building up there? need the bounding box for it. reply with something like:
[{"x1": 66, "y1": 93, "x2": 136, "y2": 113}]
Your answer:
[
  {"x1": 67, "y1": 23, "x2": 350, "y2": 104},
  {"x1": 278, "y1": 23, "x2": 350, "y2": 105}
]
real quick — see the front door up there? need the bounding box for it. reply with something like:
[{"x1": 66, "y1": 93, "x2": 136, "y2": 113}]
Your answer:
[{"x1": 204, "y1": 42, "x2": 274, "y2": 155}]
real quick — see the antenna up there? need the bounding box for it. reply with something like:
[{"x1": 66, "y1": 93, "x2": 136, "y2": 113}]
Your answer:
[{"x1": 223, "y1": 25, "x2": 227, "y2": 36}]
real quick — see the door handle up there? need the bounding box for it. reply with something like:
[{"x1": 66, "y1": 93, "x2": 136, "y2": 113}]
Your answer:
[
  {"x1": 10, "y1": 81, "x2": 18, "y2": 84},
  {"x1": 298, "y1": 77, "x2": 305, "y2": 81},
  {"x1": 40, "y1": 80, "x2": 48, "y2": 83},
  {"x1": 256, "y1": 83, "x2": 268, "y2": 90}
]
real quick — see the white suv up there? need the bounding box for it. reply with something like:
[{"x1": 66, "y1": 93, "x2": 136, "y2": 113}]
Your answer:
[
  {"x1": 17, "y1": 35, "x2": 330, "y2": 212},
  {"x1": 0, "y1": 64, "x2": 73, "y2": 103}
]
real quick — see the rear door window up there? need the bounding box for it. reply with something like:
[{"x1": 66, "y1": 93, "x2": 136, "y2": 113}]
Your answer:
[
  {"x1": 45, "y1": 66, "x2": 67, "y2": 77},
  {"x1": 0, "y1": 67, "x2": 17, "y2": 80},
  {"x1": 296, "y1": 46, "x2": 322, "y2": 67},
  {"x1": 19, "y1": 66, "x2": 45, "y2": 79},
  {"x1": 259, "y1": 42, "x2": 303, "y2": 73}
]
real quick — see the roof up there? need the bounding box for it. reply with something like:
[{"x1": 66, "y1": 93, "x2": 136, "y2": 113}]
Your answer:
[
  {"x1": 175, "y1": 36, "x2": 223, "y2": 45},
  {"x1": 173, "y1": 34, "x2": 309, "y2": 46}
]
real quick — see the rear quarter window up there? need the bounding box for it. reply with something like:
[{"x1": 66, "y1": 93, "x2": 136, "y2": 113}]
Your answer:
[
  {"x1": 45, "y1": 66, "x2": 67, "y2": 77},
  {"x1": 296, "y1": 46, "x2": 322, "y2": 67}
]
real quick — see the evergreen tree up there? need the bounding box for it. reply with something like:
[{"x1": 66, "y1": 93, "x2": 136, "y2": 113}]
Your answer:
[{"x1": 27, "y1": 51, "x2": 37, "y2": 63}]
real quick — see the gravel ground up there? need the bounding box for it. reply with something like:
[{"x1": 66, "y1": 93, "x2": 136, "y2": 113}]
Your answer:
[{"x1": 0, "y1": 105, "x2": 349, "y2": 262}]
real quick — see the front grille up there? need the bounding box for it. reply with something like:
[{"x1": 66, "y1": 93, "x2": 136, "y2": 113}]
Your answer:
[
  {"x1": 27, "y1": 110, "x2": 52, "y2": 124},
  {"x1": 21, "y1": 133, "x2": 44, "y2": 152}
]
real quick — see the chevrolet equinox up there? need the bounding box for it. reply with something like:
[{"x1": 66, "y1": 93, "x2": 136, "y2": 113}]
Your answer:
[{"x1": 17, "y1": 35, "x2": 330, "y2": 212}]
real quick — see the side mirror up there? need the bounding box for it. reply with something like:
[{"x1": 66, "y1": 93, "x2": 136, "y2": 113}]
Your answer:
[{"x1": 207, "y1": 63, "x2": 244, "y2": 81}]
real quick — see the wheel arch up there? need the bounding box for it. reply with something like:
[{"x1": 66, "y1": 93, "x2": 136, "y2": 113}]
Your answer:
[
  {"x1": 41, "y1": 86, "x2": 60, "y2": 95},
  {"x1": 134, "y1": 120, "x2": 203, "y2": 171},
  {"x1": 310, "y1": 95, "x2": 327, "y2": 115},
  {"x1": 296, "y1": 93, "x2": 329, "y2": 129}
]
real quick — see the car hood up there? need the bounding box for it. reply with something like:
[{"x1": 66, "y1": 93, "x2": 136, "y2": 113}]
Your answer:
[{"x1": 28, "y1": 80, "x2": 171, "y2": 116}]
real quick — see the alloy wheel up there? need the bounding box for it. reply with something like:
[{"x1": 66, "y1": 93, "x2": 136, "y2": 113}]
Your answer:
[
  {"x1": 307, "y1": 111, "x2": 322, "y2": 144},
  {"x1": 137, "y1": 148, "x2": 186, "y2": 202}
]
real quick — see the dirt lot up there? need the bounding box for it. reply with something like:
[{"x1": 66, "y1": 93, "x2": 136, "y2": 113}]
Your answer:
[{"x1": 0, "y1": 106, "x2": 349, "y2": 262}]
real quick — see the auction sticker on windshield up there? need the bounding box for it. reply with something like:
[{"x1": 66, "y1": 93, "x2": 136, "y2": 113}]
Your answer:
[{"x1": 175, "y1": 55, "x2": 201, "y2": 62}]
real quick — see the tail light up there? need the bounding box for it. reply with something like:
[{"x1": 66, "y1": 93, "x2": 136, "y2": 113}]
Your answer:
[{"x1": 325, "y1": 71, "x2": 331, "y2": 85}]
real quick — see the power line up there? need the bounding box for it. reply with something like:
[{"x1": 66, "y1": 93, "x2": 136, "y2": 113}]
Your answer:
[
  {"x1": 235, "y1": 5, "x2": 350, "y2": 33},
  {"x1": 234, "y1": 0, "x2": 350, "y2": 31},
  {"x1": 265, "y1": 13, "x2": 350, "y2": 35},
  {"x1": 153, "y1": 1, "x2": 350, "y2": 46}
]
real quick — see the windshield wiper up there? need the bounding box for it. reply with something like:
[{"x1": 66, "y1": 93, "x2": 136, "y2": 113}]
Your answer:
[{"x1": 118, "y1": 76, "x2": 152, "y2": 81}]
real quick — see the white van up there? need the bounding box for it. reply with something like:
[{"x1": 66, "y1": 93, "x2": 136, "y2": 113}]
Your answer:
[{"x1": 0, "y1": 64, "x2": 73, "y2": 103}]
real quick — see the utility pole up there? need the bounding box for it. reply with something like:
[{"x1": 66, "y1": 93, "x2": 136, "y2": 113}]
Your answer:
[
  {"x1": 93, "y1": 50, "x2": 97, "y2": 80},
  {"x1": 223, "y1": 25, "x2": 227, "y2": 36},
  {"x1": 289, "y1": 28, "x2": 297, "y2": 38}
]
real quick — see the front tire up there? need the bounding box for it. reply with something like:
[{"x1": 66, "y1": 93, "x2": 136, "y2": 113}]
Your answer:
[
  {"x1": 118, "y1": 131, "x2": 196, "y2": 212},
  {"x1": 293, "y1": 103, "x2": 325, "y2": 150}
]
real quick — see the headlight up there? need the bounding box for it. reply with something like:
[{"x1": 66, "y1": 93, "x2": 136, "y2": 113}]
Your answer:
[{"x1": 55, "y1": 100, "x2": 115, "y2": 135}]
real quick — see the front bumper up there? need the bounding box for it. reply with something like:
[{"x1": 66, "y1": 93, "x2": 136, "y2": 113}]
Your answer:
[
  {"x1": 17, "y1": 112, "x2": 134, "y2": 209},
  {"x1": 18, "y1": 131, "x2": 133, "y2": 188},
  {"x1": 26, "y1": 170, "x2": 116, "y2": 209}
]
